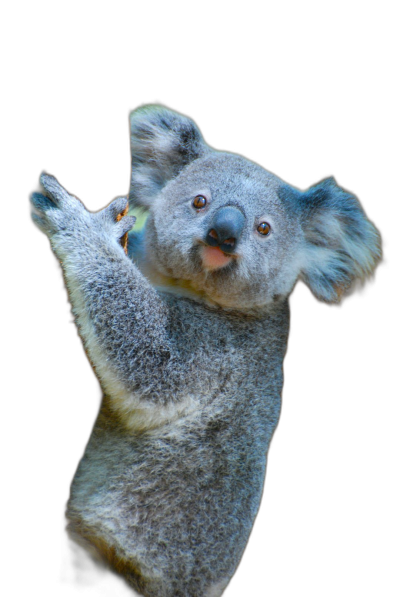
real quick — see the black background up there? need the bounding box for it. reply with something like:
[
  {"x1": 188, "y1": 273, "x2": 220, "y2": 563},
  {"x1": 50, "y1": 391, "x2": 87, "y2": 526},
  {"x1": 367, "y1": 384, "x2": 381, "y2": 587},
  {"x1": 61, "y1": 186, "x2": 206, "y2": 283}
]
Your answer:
[{"x1": 7, "y1": 35, "x2": 398, "y2": 597}]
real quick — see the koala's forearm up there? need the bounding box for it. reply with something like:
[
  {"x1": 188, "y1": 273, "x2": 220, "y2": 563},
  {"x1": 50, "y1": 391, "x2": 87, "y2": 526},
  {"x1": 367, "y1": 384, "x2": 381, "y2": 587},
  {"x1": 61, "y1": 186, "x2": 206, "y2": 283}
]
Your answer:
[
  {"x1": 32, "y1": 175, "x2": 177, "y2": 414},
  {"x1": 57, "y1": 237, "x2": 173, "y2": 398}
]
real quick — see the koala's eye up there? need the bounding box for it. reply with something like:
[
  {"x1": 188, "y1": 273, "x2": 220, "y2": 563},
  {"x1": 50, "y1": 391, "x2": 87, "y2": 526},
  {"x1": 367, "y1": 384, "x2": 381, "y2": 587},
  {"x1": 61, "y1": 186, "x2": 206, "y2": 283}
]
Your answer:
[
  {"x1": 193, "y1": 195, "x2": 207, "y2": 209},
  {"x1": 257, "y1": 222, "x2": 271, "y2": 236}
]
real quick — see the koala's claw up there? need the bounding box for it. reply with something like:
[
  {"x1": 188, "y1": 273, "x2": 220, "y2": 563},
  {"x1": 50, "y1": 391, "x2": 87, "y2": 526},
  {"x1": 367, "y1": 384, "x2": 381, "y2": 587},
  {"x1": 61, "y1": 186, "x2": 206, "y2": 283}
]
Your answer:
[
  {"x1": 105, "y1": 197, "x2": 129, "y2": 221},
  {"x1": 116, "y1": 215, "x2": 136, "y2": 237},
  {"x1": 30, "y1": 191, "x2": 58, "y2": 233},
  {"x1": 40, "y1": 172, "x2": 71, "y2": 205},
  {"x1": 100, "y1": 198, "x2": 136, "y2": 248}
]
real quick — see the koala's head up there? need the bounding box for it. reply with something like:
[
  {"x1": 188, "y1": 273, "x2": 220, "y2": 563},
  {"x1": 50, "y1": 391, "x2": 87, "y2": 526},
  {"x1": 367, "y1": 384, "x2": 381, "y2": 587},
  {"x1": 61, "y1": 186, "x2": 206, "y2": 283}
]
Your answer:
[{"x1": 129, "y1": 105, "x2": 381, "y2": 310}]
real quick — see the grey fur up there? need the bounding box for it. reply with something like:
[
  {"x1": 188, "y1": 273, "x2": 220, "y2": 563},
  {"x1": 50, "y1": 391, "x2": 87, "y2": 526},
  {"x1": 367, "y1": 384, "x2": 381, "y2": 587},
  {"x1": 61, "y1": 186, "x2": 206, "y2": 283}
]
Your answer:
[{"x1": 30, "y1": 105, "x2": 381, "y2": 597}]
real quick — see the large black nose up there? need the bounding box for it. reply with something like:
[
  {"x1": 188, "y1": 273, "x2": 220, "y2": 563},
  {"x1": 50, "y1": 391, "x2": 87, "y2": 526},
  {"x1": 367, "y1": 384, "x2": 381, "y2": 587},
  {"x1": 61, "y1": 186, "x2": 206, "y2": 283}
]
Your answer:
[{"x1": 205, "y1": 206, "x2": 245, "y2": 254}]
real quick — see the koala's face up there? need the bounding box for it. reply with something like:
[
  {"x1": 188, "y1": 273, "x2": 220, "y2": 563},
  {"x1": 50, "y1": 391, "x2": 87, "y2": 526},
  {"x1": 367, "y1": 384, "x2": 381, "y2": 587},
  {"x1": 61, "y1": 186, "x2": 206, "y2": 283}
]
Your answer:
[
  {"x1": 144, "y1": 154, "x2": 302, "y2": 309},
  {"x1": 129, "y1": 106, "x2": 381, "y2": 309}
]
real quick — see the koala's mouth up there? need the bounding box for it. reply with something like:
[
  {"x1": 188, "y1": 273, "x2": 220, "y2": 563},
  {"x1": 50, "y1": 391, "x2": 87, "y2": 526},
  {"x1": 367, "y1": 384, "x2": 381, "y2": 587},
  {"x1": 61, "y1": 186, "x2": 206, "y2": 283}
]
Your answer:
[{"x1": 200, "y1": 245, "x2": 235, "y2": 271}]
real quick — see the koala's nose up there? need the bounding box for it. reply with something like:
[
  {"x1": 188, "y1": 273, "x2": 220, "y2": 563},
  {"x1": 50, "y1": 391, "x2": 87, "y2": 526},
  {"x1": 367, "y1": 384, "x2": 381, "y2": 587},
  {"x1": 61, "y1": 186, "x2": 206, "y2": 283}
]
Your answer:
[{"x1": 205, "y1": 206, "x2": 245, "y2": 254}]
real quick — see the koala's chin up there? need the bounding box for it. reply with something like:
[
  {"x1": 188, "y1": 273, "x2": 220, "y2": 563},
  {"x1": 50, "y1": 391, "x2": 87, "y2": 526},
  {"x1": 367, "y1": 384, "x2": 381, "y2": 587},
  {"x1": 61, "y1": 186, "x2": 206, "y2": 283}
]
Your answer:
[{"x1": 144, "y1": 242, "x2": 266, "y2": 311}]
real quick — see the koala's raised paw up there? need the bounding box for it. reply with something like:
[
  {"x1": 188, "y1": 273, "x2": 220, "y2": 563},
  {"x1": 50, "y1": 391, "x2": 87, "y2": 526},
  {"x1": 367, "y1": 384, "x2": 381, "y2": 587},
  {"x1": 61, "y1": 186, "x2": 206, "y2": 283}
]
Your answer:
[
  {"x1": 31, "y1": 174, "x2": 136, "y2": 255},
  {"x1": 98, "y1": 197, "x2": 136, "y2": 251},
  {"x1": 30, "y1": 173, "x2": 90, "y2": 238}
]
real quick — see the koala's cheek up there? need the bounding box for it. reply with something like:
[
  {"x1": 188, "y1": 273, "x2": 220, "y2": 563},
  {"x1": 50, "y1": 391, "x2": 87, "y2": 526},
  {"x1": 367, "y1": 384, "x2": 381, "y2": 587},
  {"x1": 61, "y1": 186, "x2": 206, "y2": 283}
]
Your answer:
[{"x1": 201, "y1": 246, "x2": 233, "y2": 271}]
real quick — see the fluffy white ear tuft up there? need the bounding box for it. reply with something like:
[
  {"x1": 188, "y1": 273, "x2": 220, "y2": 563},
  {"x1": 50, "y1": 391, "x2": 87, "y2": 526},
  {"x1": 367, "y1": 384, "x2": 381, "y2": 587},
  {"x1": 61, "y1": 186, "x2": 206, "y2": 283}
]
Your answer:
[
  {"x1": 297, "y1": 177, "x2": 382, "y2": 303},
  {"x1": 129, "y1": 105, "x2": 210, "y2": 209}
]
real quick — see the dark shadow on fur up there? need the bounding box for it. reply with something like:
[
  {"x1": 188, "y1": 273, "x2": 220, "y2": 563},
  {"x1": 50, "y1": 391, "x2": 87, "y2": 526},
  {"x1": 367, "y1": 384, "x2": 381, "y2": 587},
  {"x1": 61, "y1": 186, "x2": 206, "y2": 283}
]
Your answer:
[{"x1": 56, "y1": 546, "x2": 140, "y2": 597}]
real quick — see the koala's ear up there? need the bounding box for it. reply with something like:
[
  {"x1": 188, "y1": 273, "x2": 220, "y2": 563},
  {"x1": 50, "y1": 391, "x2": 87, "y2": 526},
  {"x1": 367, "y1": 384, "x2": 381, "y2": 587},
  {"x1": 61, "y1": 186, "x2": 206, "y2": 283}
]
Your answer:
[
  {"x1": 296, "y1": 177, "x2": 382, "y2": 303},
  {"x1": 129, "y1": 105, "x2": 210, "y2": 208}
]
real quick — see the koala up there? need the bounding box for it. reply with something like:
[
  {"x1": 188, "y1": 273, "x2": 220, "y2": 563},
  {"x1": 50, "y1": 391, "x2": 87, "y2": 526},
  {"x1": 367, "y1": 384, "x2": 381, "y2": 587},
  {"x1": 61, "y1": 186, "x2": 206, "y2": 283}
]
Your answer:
[{"x1": 31, "y1": 105, "x2": 381, "y2": 597}]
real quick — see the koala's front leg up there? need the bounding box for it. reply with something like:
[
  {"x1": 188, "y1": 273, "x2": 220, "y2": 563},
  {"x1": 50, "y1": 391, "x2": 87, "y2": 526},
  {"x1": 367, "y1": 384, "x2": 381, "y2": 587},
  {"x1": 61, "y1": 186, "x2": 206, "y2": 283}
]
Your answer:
[{"x1": 31, "y1": 174, "x2": 177, "y2": 420}]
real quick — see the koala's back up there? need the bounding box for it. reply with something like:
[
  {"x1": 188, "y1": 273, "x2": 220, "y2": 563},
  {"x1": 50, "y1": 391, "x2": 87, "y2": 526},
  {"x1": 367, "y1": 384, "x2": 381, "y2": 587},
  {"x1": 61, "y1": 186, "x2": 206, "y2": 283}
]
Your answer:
[{"x1": 67, "y1": 296, "x2": 290, "y2": 597}]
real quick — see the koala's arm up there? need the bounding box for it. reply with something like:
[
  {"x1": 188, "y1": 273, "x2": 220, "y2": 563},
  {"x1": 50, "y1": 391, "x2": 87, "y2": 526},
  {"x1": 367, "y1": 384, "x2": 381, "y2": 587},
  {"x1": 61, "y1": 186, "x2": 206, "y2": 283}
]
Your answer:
[{"x1": 31, "y1": 174, "x2": 178, "y2": 412}]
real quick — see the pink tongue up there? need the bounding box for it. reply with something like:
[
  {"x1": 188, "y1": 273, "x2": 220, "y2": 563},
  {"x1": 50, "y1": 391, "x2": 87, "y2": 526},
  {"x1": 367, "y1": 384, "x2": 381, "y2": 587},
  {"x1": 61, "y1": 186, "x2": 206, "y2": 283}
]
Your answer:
[{"x1": 202, "y1": 246, "x2": 232, "y2": 270}]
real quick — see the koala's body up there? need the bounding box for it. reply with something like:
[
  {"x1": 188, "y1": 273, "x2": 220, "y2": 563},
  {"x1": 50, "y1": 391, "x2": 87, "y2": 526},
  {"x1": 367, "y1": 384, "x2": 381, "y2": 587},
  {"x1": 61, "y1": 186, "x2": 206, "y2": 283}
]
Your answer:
[{"x1": 31, "y1": 106, "x2": 381, "y2": 597}]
